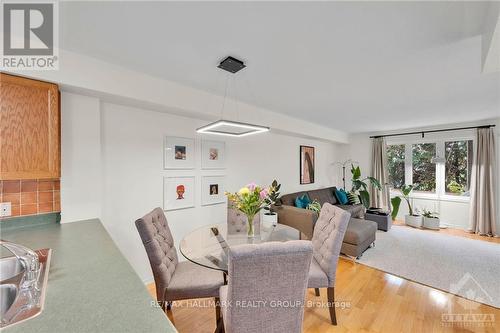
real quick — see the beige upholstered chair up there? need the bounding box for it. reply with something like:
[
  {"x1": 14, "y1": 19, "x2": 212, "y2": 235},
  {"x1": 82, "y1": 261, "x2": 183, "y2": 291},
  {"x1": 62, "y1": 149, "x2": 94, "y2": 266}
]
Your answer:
[
  {"x1": 308, "y1": 203, "x2": 351, "y2": 325},
  {"x1": 219, "y1": 241, "x2": 313, "y2": 333},
  {"x1": 135, "y1": 207, "x2": 224, "y2": 320}
]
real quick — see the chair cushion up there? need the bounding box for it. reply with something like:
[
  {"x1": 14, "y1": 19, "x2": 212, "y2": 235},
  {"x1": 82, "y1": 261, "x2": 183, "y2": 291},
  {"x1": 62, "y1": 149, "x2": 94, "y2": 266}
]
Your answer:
[
  {"x1": 307, "y1": 258, "x2": 329, "y2": 288},
  {"x1": 307, "y1": 188, "x2": 335, "y2": 206},
  {"x1": 337, "y1": 204, "x2": 365, "y2": 218},
  {"x1": 343, "y1": 218, "x2": 377, "y2": 245},
  {"x1": 165, "y1": 261, "x2": 224, "y2": 301}
]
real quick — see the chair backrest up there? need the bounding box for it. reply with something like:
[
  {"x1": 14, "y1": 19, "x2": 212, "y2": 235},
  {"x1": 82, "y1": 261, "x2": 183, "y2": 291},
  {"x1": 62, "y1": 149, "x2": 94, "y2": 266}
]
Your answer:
[
  {"x1": 225, "y1": 240, "x2": 312, "y2": 333},
  {"x1": 311, "y1": 203, "x2": 351, "y2": 286},
  {"x1": 135, "y1": 207, "x2": 178, "y2": 303}
]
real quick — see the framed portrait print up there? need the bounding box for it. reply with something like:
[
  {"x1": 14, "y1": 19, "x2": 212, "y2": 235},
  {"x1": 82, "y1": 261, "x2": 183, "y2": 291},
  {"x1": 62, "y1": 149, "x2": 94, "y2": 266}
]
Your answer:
[
  {"x1": 202, "y1": 176, "x2": 226, "y2": 206},
  {"x1": 164, "y1": 176, "x2": 195, "y2": 211},
  {"x1": 201, "y1": 140, "x2": 225, "y2": 169},
  {"x1": 164, "y1": 136, "x2": 195, "y2": 169},
  {"x1": 300, "y1": 145, "x2": 315, "y2": 184}
]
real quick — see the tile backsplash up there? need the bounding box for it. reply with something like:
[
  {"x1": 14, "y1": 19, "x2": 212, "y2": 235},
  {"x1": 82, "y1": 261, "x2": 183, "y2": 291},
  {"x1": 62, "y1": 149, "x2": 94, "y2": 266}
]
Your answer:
[{"x1": 0, "y1": 179, "x2": 60, "y2": 218}]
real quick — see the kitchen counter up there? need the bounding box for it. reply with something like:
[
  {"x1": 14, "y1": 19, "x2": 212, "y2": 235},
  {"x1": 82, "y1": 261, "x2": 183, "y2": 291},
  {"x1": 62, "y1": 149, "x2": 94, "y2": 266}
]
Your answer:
[{"x1": 1, "y1": 219, "x2": 177, "y2": 333}]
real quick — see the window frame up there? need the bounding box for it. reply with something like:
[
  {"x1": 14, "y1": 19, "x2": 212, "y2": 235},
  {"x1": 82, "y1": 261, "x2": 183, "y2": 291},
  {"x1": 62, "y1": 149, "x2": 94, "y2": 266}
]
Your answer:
[{"x1": 387, "y1": 134, "x2": 474, "y2": 203}]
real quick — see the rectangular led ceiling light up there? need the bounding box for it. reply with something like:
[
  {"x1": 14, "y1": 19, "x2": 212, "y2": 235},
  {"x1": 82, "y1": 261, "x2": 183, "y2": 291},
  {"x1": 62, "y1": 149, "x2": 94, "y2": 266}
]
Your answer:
[{"x1": 196, "y1": 120, "x2": 270, "y2": 137}]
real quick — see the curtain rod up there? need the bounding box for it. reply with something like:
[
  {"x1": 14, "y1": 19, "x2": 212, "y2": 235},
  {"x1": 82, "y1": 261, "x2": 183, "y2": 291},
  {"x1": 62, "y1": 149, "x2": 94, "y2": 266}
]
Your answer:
[{"x1": 370, "y1": 124, "x2": 496, "y2": 139}]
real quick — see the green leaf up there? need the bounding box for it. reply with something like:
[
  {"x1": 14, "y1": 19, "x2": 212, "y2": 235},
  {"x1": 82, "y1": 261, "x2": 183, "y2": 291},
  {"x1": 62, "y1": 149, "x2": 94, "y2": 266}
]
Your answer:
[
  {"x1": 351, "y1": 164, "x2": 361, "y2": 180},
  {"x1": 365, "y1": 177, "x2": 381, "y2": 190},
  {"x1": 359, "y1": 190, "x2": 370, "y2": 208},
  {"x1": 391, "y1": 196, "x2": 402, "y2": 220}
]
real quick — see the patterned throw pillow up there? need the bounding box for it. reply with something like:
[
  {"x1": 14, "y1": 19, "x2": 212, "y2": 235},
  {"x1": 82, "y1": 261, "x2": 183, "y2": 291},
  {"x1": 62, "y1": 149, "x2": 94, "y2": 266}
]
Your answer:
[{"x1": 347, "y1": 192, "x2": 361, "y2": 205}]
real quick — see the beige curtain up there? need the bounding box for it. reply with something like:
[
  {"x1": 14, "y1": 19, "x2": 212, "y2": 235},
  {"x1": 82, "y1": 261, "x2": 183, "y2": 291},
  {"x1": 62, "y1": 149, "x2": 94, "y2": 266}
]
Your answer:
[
  {"x1": 469, "y1": 128, "x2": 497, "y2": 236},
  {"x1": 370, "y1": 137, "x2": 388, "y2": 208}
]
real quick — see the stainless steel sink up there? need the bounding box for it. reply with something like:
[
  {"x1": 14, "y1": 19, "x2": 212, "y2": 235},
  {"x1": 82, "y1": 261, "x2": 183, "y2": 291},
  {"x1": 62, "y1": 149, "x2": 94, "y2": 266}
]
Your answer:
[{"x1": 0, "y1": 243, "x2": 52, "y2": 329}]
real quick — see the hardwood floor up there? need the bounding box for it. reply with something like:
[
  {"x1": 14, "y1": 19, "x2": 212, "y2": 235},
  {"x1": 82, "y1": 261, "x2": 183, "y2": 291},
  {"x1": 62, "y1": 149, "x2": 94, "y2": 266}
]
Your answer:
[{"x1": 147, "y1": 225, "x2": 499, "y2": 333}]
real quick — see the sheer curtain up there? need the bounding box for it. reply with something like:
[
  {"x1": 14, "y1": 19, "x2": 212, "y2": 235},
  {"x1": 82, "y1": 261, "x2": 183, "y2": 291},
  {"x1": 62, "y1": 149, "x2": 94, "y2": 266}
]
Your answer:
[
  {"x1": 469, "y1": 128, "x2": 497, "y2": 236},
  {"x1": 370, "y1": 137, "x2": 388, "y2": 208}
]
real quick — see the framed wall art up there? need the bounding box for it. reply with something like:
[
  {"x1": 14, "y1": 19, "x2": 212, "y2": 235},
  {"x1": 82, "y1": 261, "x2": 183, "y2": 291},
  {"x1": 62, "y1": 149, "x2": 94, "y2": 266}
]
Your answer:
[
  {"x1": 201, "y1": 140, "x2": 225, "y2": 169},
  {"x1": 201, "y1": 176, "x2": 226, "y2": 206},
  {"x1": 300, "y1": 145, "x2": 315, "y2": 184},
  {"x1": 164, "y1": 136, "x2": 195, "y2": 169},
  {"x1": 164, "y1": 176, "x2": 195, "y2": 211}
]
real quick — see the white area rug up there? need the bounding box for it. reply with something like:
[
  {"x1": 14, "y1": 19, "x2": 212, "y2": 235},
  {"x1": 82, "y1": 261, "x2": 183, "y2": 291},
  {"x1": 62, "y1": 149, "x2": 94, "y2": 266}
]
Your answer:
[{"x1": 357, "y1": 225, "x2": 500, "y2": 308}]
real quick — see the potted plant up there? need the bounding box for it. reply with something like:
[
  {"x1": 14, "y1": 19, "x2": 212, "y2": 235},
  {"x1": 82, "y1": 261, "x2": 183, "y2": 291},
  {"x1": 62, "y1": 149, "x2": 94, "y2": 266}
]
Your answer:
[
  {"x1": 226, "y1": 183, "x2": 269, "y2": 237},
  {"x1": 262, "y1": 180, "x2": 281, "y2": 227},
  {"x1": 350, "y1": 164, "x2": 381, "y2": 208},
  {"x1": 422, "y1": 209, "x2": 440, "y2": 230},
  {"x1": 390, "y1": 184, "x2": 422, "y2": 228}
]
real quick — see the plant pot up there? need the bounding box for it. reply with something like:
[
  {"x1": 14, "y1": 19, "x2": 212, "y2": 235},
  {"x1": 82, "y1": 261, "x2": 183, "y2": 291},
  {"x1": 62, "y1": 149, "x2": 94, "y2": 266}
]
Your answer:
[
  {"x1": 423, "y1": 217, "x2": 440, "y2": 230},
  {"x1": 405, "y1": 215, "x2": 423, "y2": 228},
  {"x1": 262, "y1": 212, "x2": 278, "y2": 228}
]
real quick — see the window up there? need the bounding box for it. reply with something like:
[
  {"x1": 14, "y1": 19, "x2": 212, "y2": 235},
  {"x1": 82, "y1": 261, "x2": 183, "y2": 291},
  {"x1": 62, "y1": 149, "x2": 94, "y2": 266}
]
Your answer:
[
  {"x1": 412, "y1": 143, "x2": 436, "y2": 192},
  {"x1": 445, "y1": 140, "x2": 473, "y2": 196},
  {"x1": 387, "y1": 144, "x2": 405, "y2": 189},
  {"x1": 385, "y1": 138, "x2": 474, "y2": 200}
]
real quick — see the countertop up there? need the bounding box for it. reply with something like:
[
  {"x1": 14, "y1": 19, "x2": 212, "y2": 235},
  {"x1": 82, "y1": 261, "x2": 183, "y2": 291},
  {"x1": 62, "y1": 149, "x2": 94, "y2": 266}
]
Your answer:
[{"x1": 1, "y1": 219, "x2": 177, "y2": 333}]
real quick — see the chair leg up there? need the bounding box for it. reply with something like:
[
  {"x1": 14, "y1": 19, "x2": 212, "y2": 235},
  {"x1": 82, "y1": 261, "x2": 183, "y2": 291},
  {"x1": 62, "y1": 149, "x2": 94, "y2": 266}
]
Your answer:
[
  {"x1": 327, "y1": 287, "x2": 337, "y2": 325},
  {"x1": 314, "y1": 288, "x2": 320, "y2": 296},
  {"x1": 215, "y1": 297, "x2": 224, "y2": 333}
]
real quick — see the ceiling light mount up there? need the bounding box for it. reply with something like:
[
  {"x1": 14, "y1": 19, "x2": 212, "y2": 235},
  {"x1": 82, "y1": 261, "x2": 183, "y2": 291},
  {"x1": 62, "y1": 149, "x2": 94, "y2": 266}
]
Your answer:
[{"x1": 217, "y1": 56, "x2": 246, "y2": 74}]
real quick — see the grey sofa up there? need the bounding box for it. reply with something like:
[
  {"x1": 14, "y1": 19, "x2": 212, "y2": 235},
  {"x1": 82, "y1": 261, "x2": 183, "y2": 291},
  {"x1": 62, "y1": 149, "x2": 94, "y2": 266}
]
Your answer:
[{"x1": 277, "y1": 187, "x2": 377, "y2": 258}]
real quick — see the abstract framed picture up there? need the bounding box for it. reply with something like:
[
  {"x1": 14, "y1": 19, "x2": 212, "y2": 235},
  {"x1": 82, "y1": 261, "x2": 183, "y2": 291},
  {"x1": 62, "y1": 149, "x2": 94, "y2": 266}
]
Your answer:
[
  {"x1": 300, "y1": 145, "x2": 315, "y2": 184},
  {"x1": 201, "y1": 140, "x2": 225, "y2": 169},
  {"x1": 164, "y1": 176, "x2": 195, "y2": 211},
  {"x1": 164, "y1": 136, "x2": 195, "y2": 169},
  {"x1": 201, "y1": 176, "x2": 226, "y2": 206}
]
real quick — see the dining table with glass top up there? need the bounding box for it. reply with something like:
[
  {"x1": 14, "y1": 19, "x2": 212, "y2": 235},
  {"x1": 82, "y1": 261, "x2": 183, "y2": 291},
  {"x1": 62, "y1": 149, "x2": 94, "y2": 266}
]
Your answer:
[{"x1": 179, "y1": 222, "x2": 300, "y2": 274}]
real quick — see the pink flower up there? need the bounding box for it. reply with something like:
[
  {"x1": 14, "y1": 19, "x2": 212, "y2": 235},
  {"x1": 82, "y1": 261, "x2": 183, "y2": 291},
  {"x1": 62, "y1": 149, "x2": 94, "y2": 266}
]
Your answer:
[
  {"x1": 260, "y1": 188, "x2": 269, "y2": 199},
  {"x1": 247, "y1": 182, "x2": 257, "y2": 191}
]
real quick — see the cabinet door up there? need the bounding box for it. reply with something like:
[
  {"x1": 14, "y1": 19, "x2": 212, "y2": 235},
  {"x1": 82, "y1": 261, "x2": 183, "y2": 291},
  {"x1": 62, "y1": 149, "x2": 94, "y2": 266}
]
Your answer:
[{"x1": 1, "y1": 73, "x2": 60, "y2": 180}]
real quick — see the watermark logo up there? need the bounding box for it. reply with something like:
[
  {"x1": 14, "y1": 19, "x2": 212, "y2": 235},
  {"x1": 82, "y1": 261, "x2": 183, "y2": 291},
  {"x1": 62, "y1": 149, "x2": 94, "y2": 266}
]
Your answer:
[
  {"x1": 1, "y1": 0, "x2": 59, "y2": 70},
  {"x1": 442, "y1": 273, "x2": 495, "y2": 328}
]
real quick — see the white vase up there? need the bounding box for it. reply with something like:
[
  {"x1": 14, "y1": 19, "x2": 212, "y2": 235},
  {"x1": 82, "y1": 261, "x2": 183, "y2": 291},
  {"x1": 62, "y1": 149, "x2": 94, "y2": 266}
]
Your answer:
[
  {"x1": 423, "y1": 217, "x2": 440, "y2": 230},
  {"x1": 405, "y1": 215, "x2": 423, "y2": 228},
  {"x1": 262, "y1": 212, "x2": 278, "y2": 227}
]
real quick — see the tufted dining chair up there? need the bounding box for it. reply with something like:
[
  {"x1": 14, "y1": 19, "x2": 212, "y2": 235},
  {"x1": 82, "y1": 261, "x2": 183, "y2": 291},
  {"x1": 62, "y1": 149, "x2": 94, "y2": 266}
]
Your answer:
[
  {"x1": 135, "y1": 207, "x2": 224, "y2": 322},
  {"x1": 308, "y1": 203, "x2": 351, "y2": 325},
  {"x1": 219, "y1": 240, "x2": 313, "y2": 333}
]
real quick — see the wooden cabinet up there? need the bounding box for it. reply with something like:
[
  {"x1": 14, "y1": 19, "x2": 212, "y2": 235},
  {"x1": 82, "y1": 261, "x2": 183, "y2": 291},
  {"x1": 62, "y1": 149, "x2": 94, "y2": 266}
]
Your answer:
[{"x1": 0, "y1": 73, "x2": 60, "y2": 180}]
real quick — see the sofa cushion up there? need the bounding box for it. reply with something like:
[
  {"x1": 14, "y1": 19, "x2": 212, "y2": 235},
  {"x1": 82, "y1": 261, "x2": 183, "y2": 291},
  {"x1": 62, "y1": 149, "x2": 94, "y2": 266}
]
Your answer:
[
  {"x1": 343, "y1": 218, "x2": 377, "y2": 245},
  {"x1": 280, "y1": 191, "x2": 308, "y2": 206},
  {"x1": 337, "y1": 204, "x2": 365, "y2": 218},
  {"x1": 307, "y1": 188, "x2": 335, "y2": 206}
]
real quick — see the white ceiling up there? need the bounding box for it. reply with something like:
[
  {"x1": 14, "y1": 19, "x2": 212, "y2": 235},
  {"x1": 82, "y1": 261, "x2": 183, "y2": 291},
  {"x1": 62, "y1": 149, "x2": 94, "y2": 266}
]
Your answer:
[{"x1": 60, "y1": 1, "x2": 500, "y2": 133}]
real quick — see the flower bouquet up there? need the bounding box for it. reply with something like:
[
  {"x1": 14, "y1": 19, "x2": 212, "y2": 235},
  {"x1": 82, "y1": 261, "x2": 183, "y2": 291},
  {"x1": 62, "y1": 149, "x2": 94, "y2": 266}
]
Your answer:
[{"x1": 226, "y1": 183, "x2": 269, "y2": 237}]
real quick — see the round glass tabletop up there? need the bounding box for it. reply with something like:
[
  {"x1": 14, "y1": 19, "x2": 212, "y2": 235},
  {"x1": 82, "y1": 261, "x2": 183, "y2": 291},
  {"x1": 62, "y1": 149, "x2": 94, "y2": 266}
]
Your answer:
[{"x1": 179, "y1": 223, "x2": 300, "y2": 272}]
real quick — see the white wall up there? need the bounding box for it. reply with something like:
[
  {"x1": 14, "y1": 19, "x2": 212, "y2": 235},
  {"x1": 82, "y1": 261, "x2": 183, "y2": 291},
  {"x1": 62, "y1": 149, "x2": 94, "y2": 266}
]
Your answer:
[
  {"x1": 60, "y1": 93, "x2": 102, "y2": 222},
  {"x1": 60, "y1": 92, "x2": 347, "y2": 282}
]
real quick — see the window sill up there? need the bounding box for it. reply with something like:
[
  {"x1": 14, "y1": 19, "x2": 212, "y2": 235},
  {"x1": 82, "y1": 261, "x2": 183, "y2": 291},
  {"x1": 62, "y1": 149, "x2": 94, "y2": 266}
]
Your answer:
[{"x1": 390, "y1": 191, "x2": 470, "y2": 203}]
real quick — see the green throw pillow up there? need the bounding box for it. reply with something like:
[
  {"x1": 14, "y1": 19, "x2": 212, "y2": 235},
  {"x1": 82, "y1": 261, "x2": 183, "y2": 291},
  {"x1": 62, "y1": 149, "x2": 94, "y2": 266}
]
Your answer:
[{"x1": 347, "y1": 192, "x2": 361, "y2": 205}]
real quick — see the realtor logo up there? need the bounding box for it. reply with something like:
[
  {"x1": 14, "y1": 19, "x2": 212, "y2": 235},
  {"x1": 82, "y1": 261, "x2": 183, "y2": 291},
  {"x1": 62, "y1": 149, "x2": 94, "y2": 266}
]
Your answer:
[{"x1": 1, "y1": 1, "x2": 59, "y2": 70}]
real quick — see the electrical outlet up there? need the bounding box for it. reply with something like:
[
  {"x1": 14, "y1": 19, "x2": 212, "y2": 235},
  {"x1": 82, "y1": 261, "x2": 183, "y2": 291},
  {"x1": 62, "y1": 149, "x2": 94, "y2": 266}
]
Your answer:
[{"x1": 1, "y1": 202, "x2": 12, "y2": 217}]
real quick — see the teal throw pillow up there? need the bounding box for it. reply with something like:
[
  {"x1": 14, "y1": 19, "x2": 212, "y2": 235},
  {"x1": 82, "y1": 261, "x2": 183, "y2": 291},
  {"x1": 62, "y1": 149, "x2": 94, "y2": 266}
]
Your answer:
[
  {"x1": 335, "y1": 188, "x2": 349, "y2": 205},
  {"x1": 294, "y1": 194, "x2": 311, "y2": 209}
]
